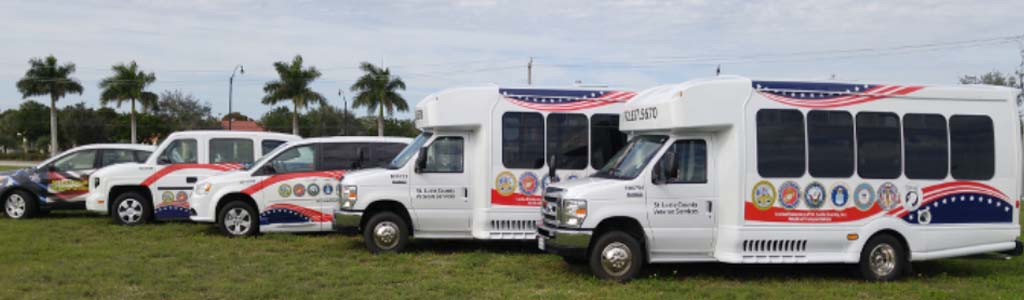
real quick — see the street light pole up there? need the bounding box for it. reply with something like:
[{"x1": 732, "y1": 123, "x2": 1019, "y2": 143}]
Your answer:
[
  {"x1": 338, "y1": 89, "x2": 348, "y2": 136},
  {"x1": 228, "y1": 65, "x2": 245, "y2": 130}
]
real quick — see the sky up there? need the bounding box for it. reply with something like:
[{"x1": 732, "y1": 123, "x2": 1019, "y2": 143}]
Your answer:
[{"x1": 1, "y1": 0, "x2": 1022, "y2": 120}]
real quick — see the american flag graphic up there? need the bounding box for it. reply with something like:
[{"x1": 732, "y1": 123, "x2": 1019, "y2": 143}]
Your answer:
[
  {"x1": 752, "y1": 81, "x2": 924, "y2": 108},
  {"x1": 259, "y1": 203, "x2": 333, "y2": 225},
  {"x1": 499, "y1": 88, "x2": 636, "y2": 112},
  {"x1": 891, "y1": 181, "x2": 1013, "y2": 224}
]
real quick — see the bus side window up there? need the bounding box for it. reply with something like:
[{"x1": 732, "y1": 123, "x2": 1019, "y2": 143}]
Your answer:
[
  {"x1": 950, "y1": 115, "x2": 994, "y2": 180},
  {"x1": 807, "y1": 110, "x2": 854, "y2": 177},
  {"x1": 756, "y1": 109, "x2": 805, "y2": 178},
  {"x1": 502, "y1": 112, "x2": 544, "y2": 169},
  {"x1": 856, "y1": 112, "x2": 901, "y2": 179},
  {"x1": 904, "y1": 114, "x2": 948, "y2": 180},
  {"x1": 547, "y1": 113, "x2": 588, "y2": 170}
]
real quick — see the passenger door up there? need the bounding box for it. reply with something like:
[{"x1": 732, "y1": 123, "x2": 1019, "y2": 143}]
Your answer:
[
  {"x1": 41, "y1": 149, "x2": 99, "y2": 202},
  {"x1": 257, "y1": 144, "x2": 325, "y2": 232},
  {"x1": 645, "y1": 138, "x2": 716, "y2": 258},
  {"x1": 409, "y1": 134, "x2": 472, "y2": 233},
  {"x1": 151, "y1": 138, "x2": 202, "y2": 219}
]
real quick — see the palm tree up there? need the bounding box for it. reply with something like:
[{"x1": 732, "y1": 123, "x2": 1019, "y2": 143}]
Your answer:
[
  {"x1": 16, "y1": 55, "x2": 84, "y2": 156},
  {"x1": 350, "y1": 62, "x2": 408, "y2": 136},
  {"x1": 98, "y1": 61, "x2": 157, "y2": 144},
  {"x1": 262, "y1": 55, "x2": 326, "y2": 135}
]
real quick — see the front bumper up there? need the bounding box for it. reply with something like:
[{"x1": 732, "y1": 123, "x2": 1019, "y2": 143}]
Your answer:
[
  {"x1": 537, "y1": 223, "x2": 592, "y2": 258},
  {"x1": 333, "y1": 209, "x2": 363, "y2": 233},
  {"x1": 187, "y1": 194, "x2": 215, "y2": 223},
  {"x1": 85, "y1": 191, "x2": 107, "y2": 214}
]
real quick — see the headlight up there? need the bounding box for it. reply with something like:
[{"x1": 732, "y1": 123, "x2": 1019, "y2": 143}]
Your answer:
[
  {"x1": 559, "y1": 199, "x2": 587, "y2": 228},
  {"x1": 194, "y1": 182, "x2": 212, "y2": 196},
  {"x1": 341, "y1": 185, "x2": 358, "y2": 209}
]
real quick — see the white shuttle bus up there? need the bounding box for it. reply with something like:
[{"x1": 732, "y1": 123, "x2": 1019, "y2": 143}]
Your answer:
[
  {"x1": 537, "y1": 76, "x2": 1022, "y2": 281},
  {"x1": 334, "y1": 86, "x2": 637, "y2": 252}
]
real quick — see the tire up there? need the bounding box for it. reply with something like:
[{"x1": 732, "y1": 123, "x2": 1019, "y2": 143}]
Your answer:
[
  {"x1": 3, "y1": 190, "x2": 39, "y2": 219},
  {"x1": 363, "y1": 211, "x2": 410, "y2": 254},
  {"x1": 218, "y1": 201, "x2": 259, "y2": 238},
  {"x1": 859, "y1": 234, "x2": 907, "y2": 281},
  {"x1": 111, "y1": 192, "x2": 152, "y2": 225},
  {"x1": 589, "y1": 231, "x2": 644, "y2": 282}
]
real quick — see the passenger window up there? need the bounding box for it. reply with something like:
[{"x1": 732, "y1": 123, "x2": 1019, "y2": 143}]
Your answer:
[
  {"x1": 100, "y1": 149, "x2": 137, "y2": 167},
  {"x1": 807, "y1": 111, "x2": 854, "y2": 177},
  {"x1": 157, "y1": 139, "x2": 198, "y2": 165},
  {"x1": 422, "y1": 137, "x2": 464, "y2": 173},
  {"x1": 856, "y1": 112, "x2": 901, "y2": 179},
  {"x1": 591, "y1": 114, "x2": 627, "y2": 169},
  {"x1": 370, "y1": 143, "x2": 408, "y2": 168},
  {"x1": 134, "y1": 151, "x2": 152, "y2": 163},
  {"x1": 903, "y1": 114, "x2": 948, "y2": 179},
  {"x1": 262, "y1": 140, "x2": 287, "y2": 155},
  {"x1": 266, "y1": 145, "x2": 316, "y2": 174},
  {"x1": 51, "y1": 150, "x2": 97, "y2": 171},
  {"x1": 502, "y1": 112, "x2": 544, "y2": 169},
  {"x1": 653, "y1": 140, "x2": 707, "y2": 183},
  {"x1": 321, "y1": 143, "x2": 368, "y2": 170},
  {"x1": 547, "y1": 113, "x2": 588, "y2": 170},
  {"x1": 209, "y1": 138, "x2": 254, "y2": 164},
  {"x1": 756, "y1": 109, "x2": 805, "y2": 177},
  {"x1": 950, "y1": 115, "x2": 994, "y2": 180}
]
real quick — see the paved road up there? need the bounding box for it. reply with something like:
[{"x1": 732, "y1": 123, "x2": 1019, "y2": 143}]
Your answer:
[{"x1": 0, "y1": 160, "x2": 38, "y2": 167}]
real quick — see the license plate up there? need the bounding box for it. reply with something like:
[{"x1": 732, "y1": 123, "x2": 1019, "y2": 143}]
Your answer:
[{"x1": 537, "y1": 237, "x2": 546, "y2": 250}]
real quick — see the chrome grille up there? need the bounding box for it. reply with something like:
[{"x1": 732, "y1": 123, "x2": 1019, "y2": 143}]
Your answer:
[{"x1": 541, "y1": 195, "x2": 559, "y2": 226}]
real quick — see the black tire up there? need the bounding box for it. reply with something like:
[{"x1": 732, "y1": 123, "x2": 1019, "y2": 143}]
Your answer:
[
  {"x1": 589, "y1": 231, "x2": 644, "y2": 282},
  {"x1": 859, "y1": 234, "x2": 907, "y2": 281},
  {"x1": 363, "y1": 211, "x2": 410, "y2": 254},
  {"x1": 217, "y1": 201, "x2": 259, "y2": 238},
  {"x1": 110, "y1": 192, "x2": 152, "y2": 225},
  {"x1": 3, "y1": 189, "x2": 39, "y2": 219}
]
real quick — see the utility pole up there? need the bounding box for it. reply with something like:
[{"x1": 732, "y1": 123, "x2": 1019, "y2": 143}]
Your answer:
[
  {"x1": 339, "y1": 89, "x2": 348, "y2": 136},
  {"x1": 527, "y1": 57, "x2": 533, "y2": 85},
  {"x1": 228, "y1": 65, "x2": 244, "y2": 130}
]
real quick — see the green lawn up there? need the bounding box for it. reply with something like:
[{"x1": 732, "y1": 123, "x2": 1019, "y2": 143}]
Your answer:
[
  {"x1": 0, "y1": 165, "x2": 24, "y2": 171},
  {"x1": 0, "y1": 211, "x2": 1022, "y2": 300}
]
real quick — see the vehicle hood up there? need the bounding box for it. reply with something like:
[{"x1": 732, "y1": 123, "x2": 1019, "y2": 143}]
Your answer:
[
  {"x1": 549, "y1": 177, "x2": 629, "y2": 200},
  {"x1": 202, "y1": 170, "x2": 253, "y2": 185},
  {"x1": 90, "y1": 162, "x2": 151, "y2": 179},
  {"x1": 341, "y1": 168, "x2": 401, "y2": 186}
]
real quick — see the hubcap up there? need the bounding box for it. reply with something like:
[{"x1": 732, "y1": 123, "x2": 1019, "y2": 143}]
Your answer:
[
  {"x1": 372, "y1": 221, "x2": 400, "y2": 249},
  {"x1": 869, "y1": 243, "x2": 897, "y2": 277},
  {"x1": 5, "y1": 194, "x2": 26, "y2": 218},
  {"x1": 117, "y1": 198, "x2": 144, "y2": 224},
  {"x1": 224, "y1": 208, "x2": 252, "y2": 236},
  {"x1": 600, "y1": 241, "x2": 633, "y2": 276}
]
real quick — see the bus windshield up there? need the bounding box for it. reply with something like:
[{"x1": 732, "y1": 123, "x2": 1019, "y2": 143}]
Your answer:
[
  {"x1": 592, "y1": 135, "x2": 668, "y2": 180},
  {"x1": 387, "y1": 132, "x2": 433, "y2": 169}
]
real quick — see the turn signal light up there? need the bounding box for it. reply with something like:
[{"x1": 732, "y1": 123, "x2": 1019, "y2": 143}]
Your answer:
[{"x1": 847, "y1": 233, "x2": 859, "y2": 241}]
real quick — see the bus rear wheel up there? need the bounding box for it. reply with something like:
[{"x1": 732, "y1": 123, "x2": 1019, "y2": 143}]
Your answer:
[
  {"x1": 859, "y1": 233, "x2": 907, "y2": 281},
  {"x1": 589, "y1": 231, "x2": 643, "y2": 282}
]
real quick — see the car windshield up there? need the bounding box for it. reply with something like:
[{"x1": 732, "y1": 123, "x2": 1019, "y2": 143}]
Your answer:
[
  {"x1": 246, "y1": 141, "x2": 295, "y2": 171},
  {"x1": 387, "y1": 132, "x2": 433, "y2": 169},
  {"x1": 592, "y1": 135, "x2": 668, "y2": 180}
]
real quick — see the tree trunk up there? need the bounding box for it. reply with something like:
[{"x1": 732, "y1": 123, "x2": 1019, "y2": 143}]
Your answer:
[
  {"x1": 377, "y1": 104, "x2": 384, "y2": 137},
  {"x1": 292, "y1": 102, "x2": 300, "y2": 136},
  {"x1": 49, "y1": 94, "x2": 58, "y2": 156},
  {"x1": 130, "y1": 98, "x2": 137, "y2": 144}
]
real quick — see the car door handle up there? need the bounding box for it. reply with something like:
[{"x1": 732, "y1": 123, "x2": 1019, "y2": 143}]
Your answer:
[
  {"x1": 707, "y1": 200, "x2": 713, "y2": 213},
  {"x1": 186, "y1": 177, "x2": 197, "y2": 184}
]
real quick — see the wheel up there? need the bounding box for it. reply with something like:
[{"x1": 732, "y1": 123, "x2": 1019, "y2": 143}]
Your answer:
[
  {"x1": 859, "y1": 234, "x2": 907, "y2": 281},
  {"x1": 589, "y1": 231, "x2": 644, "y2": 282},
  {"x1": 3, "y1": 190, "x2": 38, "y2": 219},
  {"x1": 218, "y1": 201, "x2": 259, "y2": 237},
  {"x1": 363, "y1": 211, "x2": 410, "y2": 253},
  {"x1": 111, "y1": 192, "x2": 152, "y2": 225}
]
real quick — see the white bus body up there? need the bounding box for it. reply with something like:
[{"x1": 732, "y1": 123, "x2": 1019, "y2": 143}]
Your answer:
[
  {"x1": 538, "y1": 76, "x2": 1022, "y2": 281},
  {"x1": 187, "y1": 136, "x2": 411, "y2": 237},
  {"x1": 86, "y1": 130, "x2": 301, "y2": 225},
  {"x1": 335, "y1": 86, "x2": 636, "y2": 252}
]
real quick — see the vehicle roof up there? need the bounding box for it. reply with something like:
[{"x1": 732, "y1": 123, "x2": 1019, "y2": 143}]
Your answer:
[
  {"x1": 429, "y1": 85, "x2": 629, "y2": 97},
  {"x1": 164, "y1": 130, "x2": 301, "y2": 140},
  {"x1": 69, "y1": 143, "x2": 156, "y2": 151},
  {"x1": 290, "y1": 136, "x2": 414, "y2": 145}
]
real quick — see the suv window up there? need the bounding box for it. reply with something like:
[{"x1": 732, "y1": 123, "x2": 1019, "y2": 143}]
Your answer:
[
  {"x1": 157, "y1": 139, "x2": 198, "y2": 165},
  {"x1": 101, "y1": 149, "x2": 138, "y2": 167},
  {"x1": 52, "y1": 150, "x2": 98, "y2": 171},
  {"x1": 134, "y1": 150, "x2": 152, "y2": 163},
  {"x1": 262, "y1": 140, "x2": 287, "y2": 155},
  {"x1": 267, "y1": 145, "x2": 316, "y2": 174},
  {"x1": 210, "y1": 138, "x2": 255, "y2": 164},
  {"x1": 321, "y1": 143, "x2": 368, "y2": 170},
  {"x1": 370, "y1": 143, "x2": 407, "y2": 168}
]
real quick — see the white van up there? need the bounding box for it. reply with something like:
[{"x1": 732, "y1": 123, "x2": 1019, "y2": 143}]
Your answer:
[
  {"x1": 86, "y1": 130, "x2": 300, "y2": 225},
  {"x1": 537, "y1": 76, "x2": 1023, "y2": 281},
  {"x1": 334, "y1": 86, "x2": 637, "y2": 252},
  {"x1": 188, "y1": 136, "x2": 411, "y2": 237}
]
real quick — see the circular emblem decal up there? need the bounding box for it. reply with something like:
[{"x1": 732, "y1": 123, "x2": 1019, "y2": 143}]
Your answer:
[
  {"x1": 307, "y1": 184, "x2": 320, "y2": 196},
  {"x1": 853, "y1": 183, "x2": 875, "y2": 211},
  {"x1": 778, "y1": 181, "x2": 801, "y2": 210},
  {"x1": 495, "y1": 171, "x2": 516, "y2": 197},
  {"x1": 161, "y1": 191, "x2": 174, "y2": 203},
  {"x1": 519, "y1": 172, "x2": 539, "y2": 195},
  {"x1": 804, "y1": 182, "x2": 826, "y2": 209},
  {"x1": 877, "y1": 182, "x2": 900, "y2": 210},
  {"x1": 904, "y1": 190, "x2": 921, "y2": 212},
  {"x1": 831, "y1": 183, "x2": 849, "y2": 208},
  {"x1": 278, "y1": 184, "x2": 292, "y2": 198},
  {"x1": 176, "y1": 191, "x2": 188, "y2": 202},
  {"x1": 918, "y1": 207, "x2": 932, "y2": 224},
  {"x1": 750, "y1": 181, "x2": 776, "y2": 211},
  {"x1": 323, "y1": 184, "x2": 334, "y2": 195},
  {"x1": 293, "y1": 183, "x2": 306, "y2": 197}
]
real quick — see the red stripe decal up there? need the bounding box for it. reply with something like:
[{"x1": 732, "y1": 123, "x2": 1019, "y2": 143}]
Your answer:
[
  {"x1": 140, "y1": 163, "x2": 243, "y2": 187},
  {"x1": 744, "y1": 202, "x2": 884, "y2": 223}
]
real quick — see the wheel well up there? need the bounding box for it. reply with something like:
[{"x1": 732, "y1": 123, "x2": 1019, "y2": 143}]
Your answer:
[
  {"x1": 1, "y1": 187, "x2": 39, "y2": 204},
  {"x1": 215, "y1": 193, "x2": 258, "y2": 222},
  {"x1": 868, "y1": 229, "x2": 911, "y2": 260},
  {"x1": 108, "y1": 186, "x2": 151, "y2": 213},
  {"x1": 592, "y1": 217, "x2": 647, "y2": 257},
  {"x1": 360, "y1": 200, "x2": 413, "y2": 235}
]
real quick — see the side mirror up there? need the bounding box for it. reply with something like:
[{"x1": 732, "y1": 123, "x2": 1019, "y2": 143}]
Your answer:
[
  {"x1": 652, "y1": 163, "x2": 667, "y2": 185},
  {"x1": 414, "y1": 147, "x2": 427, "y2": 173},
  {"x1": 548, "y1": 155, "x2": 558, "y2": 183},
  {"x1": 258, "y1": 165, "x2": 277, "y2": 175}
]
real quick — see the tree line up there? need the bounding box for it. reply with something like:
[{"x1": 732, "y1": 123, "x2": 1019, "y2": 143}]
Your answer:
[{"x1": 9, "y1": 54, "x2": 412, "y2": 157}]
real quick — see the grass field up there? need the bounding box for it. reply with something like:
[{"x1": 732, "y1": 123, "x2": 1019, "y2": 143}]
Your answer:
[
  {"x1": 0, "y1": 211, "x2": 1022, "y2": 300},
  {"x1": 0, "y1": 165, "x2": 23, "y2": 171}
]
